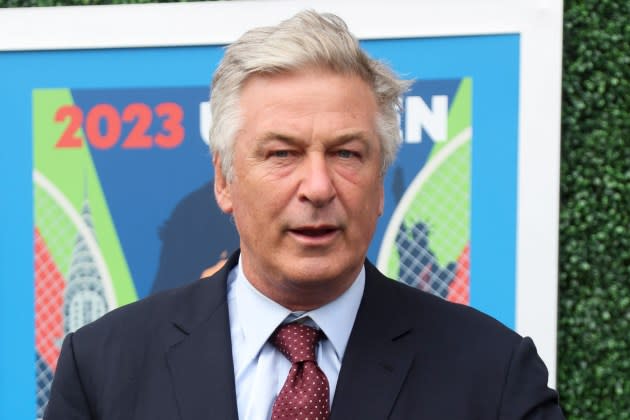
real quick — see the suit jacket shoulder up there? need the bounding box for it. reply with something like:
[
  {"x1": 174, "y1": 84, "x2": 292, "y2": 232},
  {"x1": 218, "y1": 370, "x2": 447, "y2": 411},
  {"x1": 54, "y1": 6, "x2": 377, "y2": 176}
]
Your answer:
[
  {"x1": 45, "y1": 254, "x2": 239, "y2": 420},
  {"x1": 330, "y1": 261, "x2": 564, "y2": 420}
]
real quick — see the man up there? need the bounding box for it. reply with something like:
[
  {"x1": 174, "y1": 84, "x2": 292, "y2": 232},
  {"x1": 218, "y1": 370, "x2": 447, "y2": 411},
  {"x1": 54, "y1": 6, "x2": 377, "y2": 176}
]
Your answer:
[{"x1": 45, "y1": 10, "x2": 565, "y2": 420}]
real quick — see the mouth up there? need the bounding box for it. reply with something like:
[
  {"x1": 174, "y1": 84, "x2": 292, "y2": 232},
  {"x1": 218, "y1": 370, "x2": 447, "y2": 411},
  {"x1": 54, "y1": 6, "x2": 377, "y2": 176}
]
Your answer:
[
  {"x1": 288, "y1": 225, "x2": 340, "y2": 243},
  {"x1": 291, "y1": 226, "x2": 337, "y2": 236}
]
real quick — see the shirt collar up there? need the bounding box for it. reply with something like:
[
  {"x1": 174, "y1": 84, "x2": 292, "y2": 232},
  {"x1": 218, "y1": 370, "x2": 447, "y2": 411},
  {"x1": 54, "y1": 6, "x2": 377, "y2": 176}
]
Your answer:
[
  {"x1": 306, "y1": 268, "x2": 364, "y2": 359},
  {"x1": 230, "y1": 256, "x2": 364, "y2": 366}
]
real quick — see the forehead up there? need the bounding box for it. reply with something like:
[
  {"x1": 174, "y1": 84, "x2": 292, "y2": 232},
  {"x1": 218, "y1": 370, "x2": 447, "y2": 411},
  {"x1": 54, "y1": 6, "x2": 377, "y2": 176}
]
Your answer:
[{"x1": 237, "y1": 68, "x2": 379, "y2": 133}]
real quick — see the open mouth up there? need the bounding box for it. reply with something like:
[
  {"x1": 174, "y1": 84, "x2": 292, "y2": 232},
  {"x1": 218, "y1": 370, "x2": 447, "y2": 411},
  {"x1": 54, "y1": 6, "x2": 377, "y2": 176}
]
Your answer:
[{"x1": 289, "y1": 226, "x2": 339, "y2": 238}]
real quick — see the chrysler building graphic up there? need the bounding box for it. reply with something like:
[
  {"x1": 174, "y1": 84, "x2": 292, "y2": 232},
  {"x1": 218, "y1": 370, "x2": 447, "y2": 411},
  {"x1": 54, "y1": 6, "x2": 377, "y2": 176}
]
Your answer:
[
  {"x1": 36, "y1": 179, "x2": 111, "y2": 418},
  {"x1": 63, "y1": 187, "x2": 108, "y2": 335}
]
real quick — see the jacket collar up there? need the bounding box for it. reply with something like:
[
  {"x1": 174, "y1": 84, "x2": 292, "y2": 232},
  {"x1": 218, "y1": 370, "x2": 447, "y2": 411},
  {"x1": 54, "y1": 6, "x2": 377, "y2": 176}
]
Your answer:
[
  {"x1": 331, "y1": 261, "x2": 415, "y2": 419},
  {"x1": 163, "y1": 253, "x2": 413, "y2": 420},
  {"x1": 165, "y1": 251, "x2": 240, "y2": 420}
]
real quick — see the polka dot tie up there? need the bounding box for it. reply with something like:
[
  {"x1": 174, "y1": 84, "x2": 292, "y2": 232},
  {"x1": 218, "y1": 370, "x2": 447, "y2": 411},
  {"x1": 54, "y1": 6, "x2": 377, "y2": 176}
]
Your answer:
[{"x1": 270, "y1": 323, "x2": 330, "y2": 420}]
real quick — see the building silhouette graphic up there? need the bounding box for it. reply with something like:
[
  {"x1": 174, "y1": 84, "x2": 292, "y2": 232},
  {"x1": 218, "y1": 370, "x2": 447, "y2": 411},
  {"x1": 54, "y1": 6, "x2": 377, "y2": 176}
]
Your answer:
[{"x1": 63, "y1": 190, "x2": 108, "y2": 335}]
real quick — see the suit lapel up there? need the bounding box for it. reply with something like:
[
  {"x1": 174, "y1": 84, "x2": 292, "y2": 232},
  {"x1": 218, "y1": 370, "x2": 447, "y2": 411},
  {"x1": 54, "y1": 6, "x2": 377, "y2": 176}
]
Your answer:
[
  {"x1": 331, "y1": 261, "x2": 414, "y2": 420},
  {"x1": 165, "y1": 253, "x2": 239, "y2": 420}
]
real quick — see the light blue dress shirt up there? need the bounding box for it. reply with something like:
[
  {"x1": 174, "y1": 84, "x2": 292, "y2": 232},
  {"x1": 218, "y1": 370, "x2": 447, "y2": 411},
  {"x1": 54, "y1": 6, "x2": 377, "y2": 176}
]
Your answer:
[{"x1": 226, "y1": 257, "x2": 365, "y2": 420}]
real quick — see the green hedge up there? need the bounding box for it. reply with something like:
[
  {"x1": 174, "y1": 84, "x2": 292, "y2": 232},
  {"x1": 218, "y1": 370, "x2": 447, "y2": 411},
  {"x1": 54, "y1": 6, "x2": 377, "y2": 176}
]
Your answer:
[
  {"x1": 558, "y1": 0, "x2": 629, "y2": 418},
  {"x1": 0, "y1": 0, "x2": 183, "y2": 6},
  {"x1": 2, "y1": 0, "x2": 629, "y2": 418}
]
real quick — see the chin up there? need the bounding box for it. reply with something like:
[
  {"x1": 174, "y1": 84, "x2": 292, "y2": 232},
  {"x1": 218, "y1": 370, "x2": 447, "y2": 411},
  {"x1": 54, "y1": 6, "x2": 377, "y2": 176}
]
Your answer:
[{"x1": 286, "y1": 257, "x2": 360, "y2": 286}]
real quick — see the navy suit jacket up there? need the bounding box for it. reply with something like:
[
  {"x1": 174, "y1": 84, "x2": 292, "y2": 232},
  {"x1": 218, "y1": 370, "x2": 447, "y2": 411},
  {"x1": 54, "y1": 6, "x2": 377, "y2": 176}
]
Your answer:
[{"x1": 45, "y1": 252, "x2": 564, "y2": 419}]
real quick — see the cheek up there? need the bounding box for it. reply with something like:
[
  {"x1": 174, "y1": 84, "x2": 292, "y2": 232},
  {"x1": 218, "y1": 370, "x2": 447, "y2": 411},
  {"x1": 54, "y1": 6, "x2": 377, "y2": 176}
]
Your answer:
[
  {"x1": 225, "y1": 184, "x2": 253, "y2": 229},
  {"x1": 332, "y1": 165, "x2": 364, "y2": 185},
  {"x1": 361, "y1": 183, "x2": 384, "y2": 223},
  {"x1": 232, "y1": 179, "x2": 286, "y2": 221}
]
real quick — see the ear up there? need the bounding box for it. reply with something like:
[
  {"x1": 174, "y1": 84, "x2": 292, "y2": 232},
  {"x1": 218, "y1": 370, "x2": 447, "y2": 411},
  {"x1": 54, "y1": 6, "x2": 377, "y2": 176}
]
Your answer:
[
  {"x1": 377, "y1": 180, "x2": 384, "y2": 216},
  {"x1": 213, "y1": 154, "x2": 233, "y2": 214}
]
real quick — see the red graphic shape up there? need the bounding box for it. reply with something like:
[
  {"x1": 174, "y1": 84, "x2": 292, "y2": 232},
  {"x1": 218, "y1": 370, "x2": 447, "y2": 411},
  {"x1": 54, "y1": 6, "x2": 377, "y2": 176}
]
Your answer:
[
  {"x1": 35, "y1": 227, "x2": 65, "y2": 371},
  {"x1": 448, "y1": 243, "x2": 470, "y2": 304},
  {"x1": 54, "y1": 104, "x2": 84, "y2": 149}
]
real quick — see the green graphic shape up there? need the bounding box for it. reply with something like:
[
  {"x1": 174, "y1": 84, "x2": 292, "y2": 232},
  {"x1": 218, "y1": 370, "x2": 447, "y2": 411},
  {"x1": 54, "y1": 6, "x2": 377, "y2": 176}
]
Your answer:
[
  {"x1": 384, "y1": 78, "x2": 472, "y2": 277},
  {"x1": 33, "y1": 89, "x2": 137, "y2": 305},
  {"x1": 403, "y1": 142, "x2": 470, "y2": 264}
]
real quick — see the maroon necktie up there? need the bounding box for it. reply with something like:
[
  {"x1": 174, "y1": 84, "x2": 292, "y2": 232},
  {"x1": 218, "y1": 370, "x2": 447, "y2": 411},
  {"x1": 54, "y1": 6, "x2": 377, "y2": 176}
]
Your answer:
[{"x1": 270, "y1": 322, "x2": 330, "y2": 420}]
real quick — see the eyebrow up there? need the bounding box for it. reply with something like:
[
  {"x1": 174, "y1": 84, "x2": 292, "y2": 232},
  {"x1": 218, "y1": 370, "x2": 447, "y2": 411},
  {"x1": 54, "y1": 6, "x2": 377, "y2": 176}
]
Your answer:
[
  {"x1": 257, "y1": 132, "x2": 301, "y2": 146},
  {"x1": 255, "y1": 131, "x2": 374, "y2": 149}
]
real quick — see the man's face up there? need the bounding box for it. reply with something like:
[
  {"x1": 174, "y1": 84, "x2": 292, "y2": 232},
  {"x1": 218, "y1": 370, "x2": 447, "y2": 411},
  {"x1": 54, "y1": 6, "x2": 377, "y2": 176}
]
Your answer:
[{"x1": 214, "y1": 68, "x2": 384, "y2": 309}]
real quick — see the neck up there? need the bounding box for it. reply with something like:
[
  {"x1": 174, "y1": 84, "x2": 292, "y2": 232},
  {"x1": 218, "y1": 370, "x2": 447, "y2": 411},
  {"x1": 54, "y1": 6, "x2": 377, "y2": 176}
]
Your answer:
[{"x1": 239, "y1": 255, "x2": 361, "y2": 311}]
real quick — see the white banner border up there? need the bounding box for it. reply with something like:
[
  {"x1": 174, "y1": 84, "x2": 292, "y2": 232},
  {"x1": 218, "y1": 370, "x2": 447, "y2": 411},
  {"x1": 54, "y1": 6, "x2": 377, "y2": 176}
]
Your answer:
[{"x1": 0, "y1": 0, "x2": 563, "y2": 385}]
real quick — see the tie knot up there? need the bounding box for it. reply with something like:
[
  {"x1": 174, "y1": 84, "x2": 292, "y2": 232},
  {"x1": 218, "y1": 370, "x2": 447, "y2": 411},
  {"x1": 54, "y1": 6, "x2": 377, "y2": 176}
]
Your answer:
[{"x1": 271, "y1": 322, "x2": 322, "y2": 363}]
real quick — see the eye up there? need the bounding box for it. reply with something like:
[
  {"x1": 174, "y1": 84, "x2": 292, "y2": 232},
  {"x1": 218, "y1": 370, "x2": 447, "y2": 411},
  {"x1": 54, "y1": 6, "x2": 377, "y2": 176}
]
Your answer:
[
  {"x1": 270, "y1": 150, "x2": 291, "y2": 158},
  {"x1": 336, "y1": 149, "x2": 360, "y2": 159}
]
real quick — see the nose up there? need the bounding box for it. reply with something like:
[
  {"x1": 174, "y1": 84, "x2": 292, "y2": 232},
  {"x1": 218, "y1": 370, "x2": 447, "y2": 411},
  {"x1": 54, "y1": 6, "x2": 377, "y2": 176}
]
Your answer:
[{"x1": 298, "y1": 154, "x2": 336, "y2": 207}]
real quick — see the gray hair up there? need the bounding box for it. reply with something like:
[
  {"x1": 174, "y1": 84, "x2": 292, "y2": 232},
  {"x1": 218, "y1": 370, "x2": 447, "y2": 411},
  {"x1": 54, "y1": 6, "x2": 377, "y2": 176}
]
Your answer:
[{"x1": 209, "y1": 10, "x2": 410, "y2": 180}]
